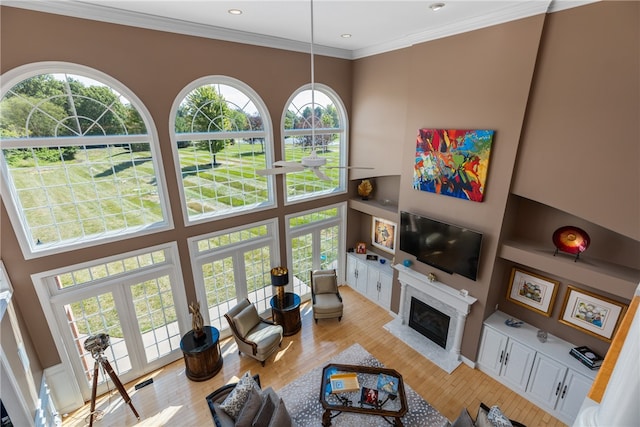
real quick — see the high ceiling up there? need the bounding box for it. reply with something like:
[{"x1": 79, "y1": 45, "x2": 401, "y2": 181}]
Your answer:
[{"x1": 5, "y1": 0, "x2": 596, "y2": 59}]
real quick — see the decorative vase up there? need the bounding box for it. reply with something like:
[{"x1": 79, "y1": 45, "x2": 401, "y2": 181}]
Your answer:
[
  {"x1": 403, "y1": 259, "x2": 412, "y2": 267},
  {"x1": 357, "y1": 179, "x2": 373, "y2": 200}
]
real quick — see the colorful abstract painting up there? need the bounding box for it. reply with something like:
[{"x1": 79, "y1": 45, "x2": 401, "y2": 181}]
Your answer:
[{"x1": 413, "y1": 128, "x2": 494, "y2": 202}]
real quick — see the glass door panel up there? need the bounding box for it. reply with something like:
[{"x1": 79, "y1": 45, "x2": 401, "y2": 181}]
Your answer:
[
  {"x1": 244, "y1": 246, "x2": 273, "y2": 312},
  {"x1": 63, "y1": 292, "x2": 131, "y2": 396},
  {"x1": 291, "y1": 234, "x2": 313, "y2": 296},
  {"x1": 202, "y1": 257, "x2": 237, "y2": 331},
  {"x1": 130, "y1": 275, "x2": 181, "y2": 364}
]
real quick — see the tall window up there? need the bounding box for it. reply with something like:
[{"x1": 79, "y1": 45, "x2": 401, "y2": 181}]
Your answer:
[
  {"x1": 189, "y1": 219, "x2": 280, "y2": 335},
  {"x1": 286, "y1": 203, "x2": 345, "y2": 297},
  {"x1": 282, "y1": 84, "x2": 348, "y2": 203},
  {"x1": 0, "y1": 63, "x2": 171, "y2": 258},
  {"x1": 170, "y1": 76, "x2": 274, "y2": 224}
]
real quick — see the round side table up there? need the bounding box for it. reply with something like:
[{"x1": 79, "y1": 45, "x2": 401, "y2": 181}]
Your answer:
[
  {"x1": 270, "y1": 292, "x2": 301, "y2": 336},
  {"x1": 180, "y1": 325, "x2": 223, "y2": 381}
]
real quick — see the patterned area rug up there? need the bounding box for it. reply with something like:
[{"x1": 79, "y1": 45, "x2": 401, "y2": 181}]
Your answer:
[{"x1": 277, "y1": 343, "x2": 450, "y2": 426}]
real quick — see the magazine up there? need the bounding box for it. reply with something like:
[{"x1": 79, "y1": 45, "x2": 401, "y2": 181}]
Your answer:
[
  {"x1": 330, "y1": 372, "x2": 359, "y2": 393},
  {"x1": 360, "y1": 387, "x2": 379, "y2": 406},
  {"x1": 377, "y1": 373, "x2": 399, "y2": 395}
]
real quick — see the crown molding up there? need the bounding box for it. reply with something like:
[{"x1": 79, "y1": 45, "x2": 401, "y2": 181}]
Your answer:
[{"x1": 3, "y1": 0, "x2": 600, "y2": 61}]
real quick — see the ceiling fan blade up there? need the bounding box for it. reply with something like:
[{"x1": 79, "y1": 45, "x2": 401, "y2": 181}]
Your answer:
[
  {"x1": 312, "y1": 168, "x2": 332, "y2": 181},
  {"x1": 256, "y1": 165, "x2": 304, "y2": 176},
  {"x1": 273, "y1": 160, "x2": 303, "y2": 168},
  {"x1": 324, "y1": 166, "x2": 375, "y2": 170}
]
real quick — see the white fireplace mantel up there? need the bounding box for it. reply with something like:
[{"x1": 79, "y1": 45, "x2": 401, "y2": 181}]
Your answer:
[
  {"x1": 394, "y1": 265, "x2": 477, "y2": 318},
  {"x1": 386, "y1": 264, "x2": 478, "y2": 373}
]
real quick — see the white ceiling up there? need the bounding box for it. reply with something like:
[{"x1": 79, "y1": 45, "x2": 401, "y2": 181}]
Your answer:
[{"x1": 6, "y1": 0, "x2": 596, "y2": 59}]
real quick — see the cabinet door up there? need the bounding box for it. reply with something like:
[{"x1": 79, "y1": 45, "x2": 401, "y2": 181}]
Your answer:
[
  {"x1": 365, "y1": 267, "x2": 380, "y2": 301},
  {"x1": 501, "y1": 339, "x2": 535, "y2": 393},
  {"x1": 346, "y1": 255, "x2": 358, "y2": 288},
  {"x1": 477, "y1": 327, "x2": 509, "y2": 378},
  {"x1": 526, "y1": 353, "x2": 567, "y2": 408},
  {"x1": 377, "y1": 270, "x2": 392, "y2": 309},
  {"x1": 556, "y1": 369, "x2": 592, "y2": 422}
]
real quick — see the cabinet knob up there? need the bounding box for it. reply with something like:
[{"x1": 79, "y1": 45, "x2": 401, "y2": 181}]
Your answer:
[
  {"x1": 499, "y1": 350, "x2": 504, "y2": 364},
  {"x1": 504, "y1": 352, "x2": 509, "y2": 366},
  {"x1": 561, "y1": 385, "x2": 567, "y2": 399},
  {"x1": 555, "y1": 382, "x2": 562, "y2": 396}
]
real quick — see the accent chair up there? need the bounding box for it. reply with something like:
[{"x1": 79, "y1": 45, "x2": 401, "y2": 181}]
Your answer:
[
  {"x1": 224, "y1": 299, "x2": 283, "y2": 366},
  {"x1": 310, "y1": 269, "x2": 343, "y2": 323}
]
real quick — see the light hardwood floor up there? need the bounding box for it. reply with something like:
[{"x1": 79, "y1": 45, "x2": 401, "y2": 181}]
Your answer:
[{"x1": 62, "y1": 286, "x2": 566, "y2": 427}]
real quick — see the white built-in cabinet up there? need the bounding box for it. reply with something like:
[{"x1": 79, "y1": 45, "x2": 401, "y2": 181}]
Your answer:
[
  {"x1": 346, "y1": 252, "x2": 393, "y2": 310},
  {"x1": 477, "y1": 311, "x2": 596, "y2": 425}
]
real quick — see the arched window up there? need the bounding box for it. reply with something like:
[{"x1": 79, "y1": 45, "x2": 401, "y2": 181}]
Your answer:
[
  {"x1": 170, "y1": 76, "x2": 274, "y2": 224},
  {"x1": 282, "y1": 84, "x2": 348, "y2": 203},
  {"x1": 0, "y1": 63, "x2": 171, "y2": 258}
]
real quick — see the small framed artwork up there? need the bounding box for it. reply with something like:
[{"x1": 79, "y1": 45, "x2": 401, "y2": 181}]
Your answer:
[
  {"x1": 559, "y1": 285, "x2": 627, "y2": 342},
  {"x1": 371, "y1": 217, "x2": 397, "y2": 254},
  {"x1": 356, "y1": 242, "x2": 367, "y2": 254},
  {"x1": 506, "y1": 268, "x2": 559, "y2": 317}
]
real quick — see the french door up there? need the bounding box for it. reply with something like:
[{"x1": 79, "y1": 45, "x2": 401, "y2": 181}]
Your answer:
[
  {"x1": 287, "y1": 203, "x2": 345, "y2": 297},
  {"x1": 37, "y1": 243, "x2": 189, "y2": 401}
]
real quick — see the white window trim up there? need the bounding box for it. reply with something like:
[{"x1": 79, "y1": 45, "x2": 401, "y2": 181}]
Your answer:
[
  {"x1": 31, "y1": 242, "x2": 188, "y2": 408},
  {"x1": 284, "y1": 202, "x2": 347, "y2": 284},
  {"x1": 188, "y1": 217, "x2": 281, "y2": 329},
  {"x1": 0, "y1": 62, "x2": 174, "y2": 259},
  {"x1": 281, "y1": 83, "x2": 349, "y2": 206},
  {"x1": 168, "y1": 75, "x2": 276, "y2": 226}
]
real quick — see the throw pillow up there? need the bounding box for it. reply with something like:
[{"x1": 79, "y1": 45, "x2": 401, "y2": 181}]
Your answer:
[
  {"x1": 234, "y1": 387, "x2": 263, "y2": 427},
  {"x1": 234, "y1": 305, "x2": 261, "y2": 337},
  {"x1": 219, "y1": 372, "x2": 261, "y2": 419},
  {"x1": 314, "y1": 273, "x2": 337, "y2": 294},
  {"x1": 252, "y1": 392, "x2": 275, "y2": 427},
  {"x1": 488, "y1": 406, "x2": 513, "y2": 427},
  {"x1": 267, "y1": 398, "x2": 292, "y2": 427},
  {"x1": 475, "y1": 406, "x2": 493, "y2": 427},
  {"x1": 450, "y1": 408, "x2": 474, "y2": 427}
]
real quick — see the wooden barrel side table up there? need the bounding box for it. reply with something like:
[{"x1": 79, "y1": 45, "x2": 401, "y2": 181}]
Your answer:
[
  {"x1": 180, "y1": 325, "x2": 223, "y2": 381},
  {"x1": 270, "y1": 292, "x2": 301, "y2": 336}
]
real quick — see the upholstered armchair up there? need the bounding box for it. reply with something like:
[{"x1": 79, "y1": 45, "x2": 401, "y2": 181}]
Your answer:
[
  {"x1": 310, "y1": 269, "x2": 343, "y2": 323},
  {"x1": 224, "y1": 299, "x2": 283, "y2": 366}
]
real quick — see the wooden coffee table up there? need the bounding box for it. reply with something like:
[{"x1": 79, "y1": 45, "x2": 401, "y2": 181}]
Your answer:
[{"x1": 320, "y1": 363, "x2": 408, "y2": 426}]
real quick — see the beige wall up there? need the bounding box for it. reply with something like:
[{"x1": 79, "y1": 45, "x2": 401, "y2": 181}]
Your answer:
[
  {"x1": 0, "y1": 6, "x2": 352, "y2": 368},
  {"x1": 349, "y1": 1, "x2": 639, "y2": 359},
  {"x1": 1, "y1": 1, "x2": 638, "y2": 369}
]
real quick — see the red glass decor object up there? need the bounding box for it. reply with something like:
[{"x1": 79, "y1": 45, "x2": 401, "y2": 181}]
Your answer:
[{"x1": 552, "y1": 226, "x2": 590, "y2": 260}]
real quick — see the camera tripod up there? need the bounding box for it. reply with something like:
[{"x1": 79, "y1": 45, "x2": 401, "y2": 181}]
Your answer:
[{"x1": 88, "y1": 351, "x2": 140, "y2": 427}]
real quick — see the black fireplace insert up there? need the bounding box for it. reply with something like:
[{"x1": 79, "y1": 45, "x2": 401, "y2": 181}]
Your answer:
[{"x1": 408, "y1": 297, "x2": 450, "y2": 349}]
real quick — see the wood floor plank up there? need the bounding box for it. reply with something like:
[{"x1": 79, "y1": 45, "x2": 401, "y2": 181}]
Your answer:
[{"x1": 62, "y1": 286, "x2": 566, "y2": 426}]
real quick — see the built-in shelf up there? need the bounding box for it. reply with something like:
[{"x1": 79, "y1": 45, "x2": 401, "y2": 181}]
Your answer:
[
  {"x1": 500, "y1": 239, "x2": 640, "y2": 299},
  {"x1": 348, "y1": 198, "x2": 398, "y2": 219}
]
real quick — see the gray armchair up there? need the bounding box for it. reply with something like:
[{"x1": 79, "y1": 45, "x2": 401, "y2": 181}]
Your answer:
[
  {"x1": 224, "y1": 299, "x2": 283, "y2": 366},
  {"x1": 310, "y1": 269, "x2": 343, "y2": 323}
]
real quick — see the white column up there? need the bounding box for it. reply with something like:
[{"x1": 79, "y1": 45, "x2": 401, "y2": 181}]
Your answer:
[
  {"x1": 452, "y1": 312, "x2": 467, "y2": 359},
  {"x1": 397, "y1": 278, "x2": 408, "y2": 324}
]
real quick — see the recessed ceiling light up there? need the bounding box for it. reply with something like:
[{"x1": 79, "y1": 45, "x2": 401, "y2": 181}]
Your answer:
[
  {"x1": 228, "y1": 9, "x2": 242, "y2": 15},
  {"x1": 341, "y1": 34, "x2": 352, "y2": 39},
  {"x1": 429, "y1": 3, "x2": 445, "y2": 11}
]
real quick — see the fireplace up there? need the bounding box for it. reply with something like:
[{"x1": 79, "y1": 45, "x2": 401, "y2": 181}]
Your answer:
[
  {"x1": 383, "y1": 265, "x2": 477, "y2": 373},
  {"x1": 408, "y1": 297, "x2": 450, "y2": 349}
]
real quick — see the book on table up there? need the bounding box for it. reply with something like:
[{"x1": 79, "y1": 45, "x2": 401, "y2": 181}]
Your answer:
[
  {"x1": 330, "y1": 372, "x2": 359, "y2": 393},
  {"x1": 377, "y1": 373, "x2": 399, "y2": 395},
  {"x1": 570, "y1": 346, "x2": 603, "y2": 369},
  {"x1": 360, "y1": 387, "x2": 379, "y2": 406}
]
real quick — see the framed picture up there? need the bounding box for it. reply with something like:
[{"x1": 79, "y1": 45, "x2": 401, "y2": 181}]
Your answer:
[
  {"x1": 371, "y1": 217, "x2": 396, "y2": 254},
  {"x1": 355, "y1": 242, "x2": 367, "y2": 254},
  {"x1": 506, "y1": 268, "x2": 559, "y2": 317},
  {"x1": 559, "y1": 286, "x2": 627, "y2": 342}
]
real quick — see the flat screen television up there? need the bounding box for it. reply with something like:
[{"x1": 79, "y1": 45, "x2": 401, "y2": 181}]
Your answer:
[{"x1": 399, "y1": 211, "x2": 483, "y2": 281}]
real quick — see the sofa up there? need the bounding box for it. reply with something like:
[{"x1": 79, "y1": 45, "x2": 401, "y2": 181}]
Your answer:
[
  {"x1": 449, "y1": 403, "x2": 526, "y2": 427},
  {"x1": 205, "y1": 372, "x2": 292, "y2": 427}
]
